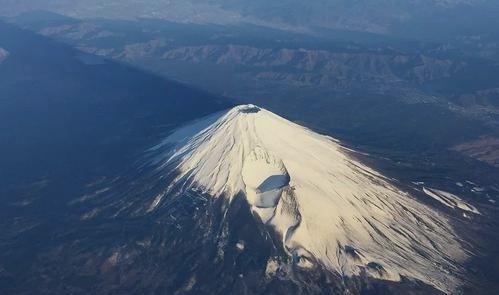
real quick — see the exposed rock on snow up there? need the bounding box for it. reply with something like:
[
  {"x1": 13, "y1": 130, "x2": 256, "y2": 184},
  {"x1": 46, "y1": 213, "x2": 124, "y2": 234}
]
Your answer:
[{"x1": 151, "y1": 104, "x2": 469, "y2": 293}]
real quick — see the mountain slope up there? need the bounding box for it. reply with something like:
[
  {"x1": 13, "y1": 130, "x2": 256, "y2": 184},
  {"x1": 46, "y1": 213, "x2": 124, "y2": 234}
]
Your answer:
[
  {"x1": 148, "y1": 104, "x2": 472, "y2": 293},
  {"x1": 0, "y1": 23, "x2": 233, "y2": 294}
]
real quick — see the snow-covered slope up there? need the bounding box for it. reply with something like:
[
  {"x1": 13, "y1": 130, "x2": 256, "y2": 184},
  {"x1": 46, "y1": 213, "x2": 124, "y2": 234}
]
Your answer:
[{"x1": 151, "y1": 104, "x2": 468, "y2": 292}]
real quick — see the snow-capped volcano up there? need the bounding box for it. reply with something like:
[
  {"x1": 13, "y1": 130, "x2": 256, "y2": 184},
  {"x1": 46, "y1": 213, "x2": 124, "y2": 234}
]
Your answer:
[{"x1": 150, "y1": 104, "x2": 469, "y2": 292}]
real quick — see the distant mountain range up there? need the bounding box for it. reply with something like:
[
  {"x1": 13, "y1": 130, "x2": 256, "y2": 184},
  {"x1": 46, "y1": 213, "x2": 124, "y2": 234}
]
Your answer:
[
  {"x1": 2, "y1": 0, "x2": 498, "y2": 37},
  {"x1": 7, "y1": 11, "x2": 498, "y2": 156}
]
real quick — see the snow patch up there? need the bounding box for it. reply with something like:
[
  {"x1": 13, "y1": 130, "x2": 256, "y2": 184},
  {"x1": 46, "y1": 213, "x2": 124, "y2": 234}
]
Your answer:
[
  {"x1": 472, "y1": 187, "x2": 485, "y2": 193},
  {"x1": 236, "y1": 241, "x2": 245, "y2": 251},
  {"x1": 0, "y1": 47, "x2": 9, "y2": 63},
  {"x1": 265, "y1": 258, "x2": 280, "y2": 278},
  {"x1": 423, "y1": 187, "x2": 481, "y2": 215}
]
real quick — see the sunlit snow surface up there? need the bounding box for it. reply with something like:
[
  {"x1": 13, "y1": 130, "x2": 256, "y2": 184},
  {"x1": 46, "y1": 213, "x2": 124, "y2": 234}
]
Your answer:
[
  {"x1": 151, "y1": 104, "x2": 467, "y2": 292},
  {"x1": 423, "y1": 187, "x2": 481, "y2": 215}
]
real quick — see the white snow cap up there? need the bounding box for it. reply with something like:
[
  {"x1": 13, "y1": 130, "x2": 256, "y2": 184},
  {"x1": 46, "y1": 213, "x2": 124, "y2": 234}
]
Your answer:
[{"x1": 153, "y1": 104, "x2": 468, "y2": 292}]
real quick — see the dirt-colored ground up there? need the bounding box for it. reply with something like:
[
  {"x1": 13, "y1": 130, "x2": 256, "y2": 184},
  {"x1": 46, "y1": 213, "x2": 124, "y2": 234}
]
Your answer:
[{"x1": 453, "y1": 137, "x2": 499, "y2": 167}]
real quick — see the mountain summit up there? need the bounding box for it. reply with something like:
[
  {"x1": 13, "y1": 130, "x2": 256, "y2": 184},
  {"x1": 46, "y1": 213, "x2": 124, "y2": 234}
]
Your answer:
[{"x1": 150, "y1": 104, "x2": 467, "y2": 292}]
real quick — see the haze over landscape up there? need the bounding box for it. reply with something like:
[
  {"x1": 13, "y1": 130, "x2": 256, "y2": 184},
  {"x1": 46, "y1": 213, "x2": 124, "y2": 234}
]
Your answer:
[{"x1": 1, "y1": 1, "x2": 498, "y2": 294}]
